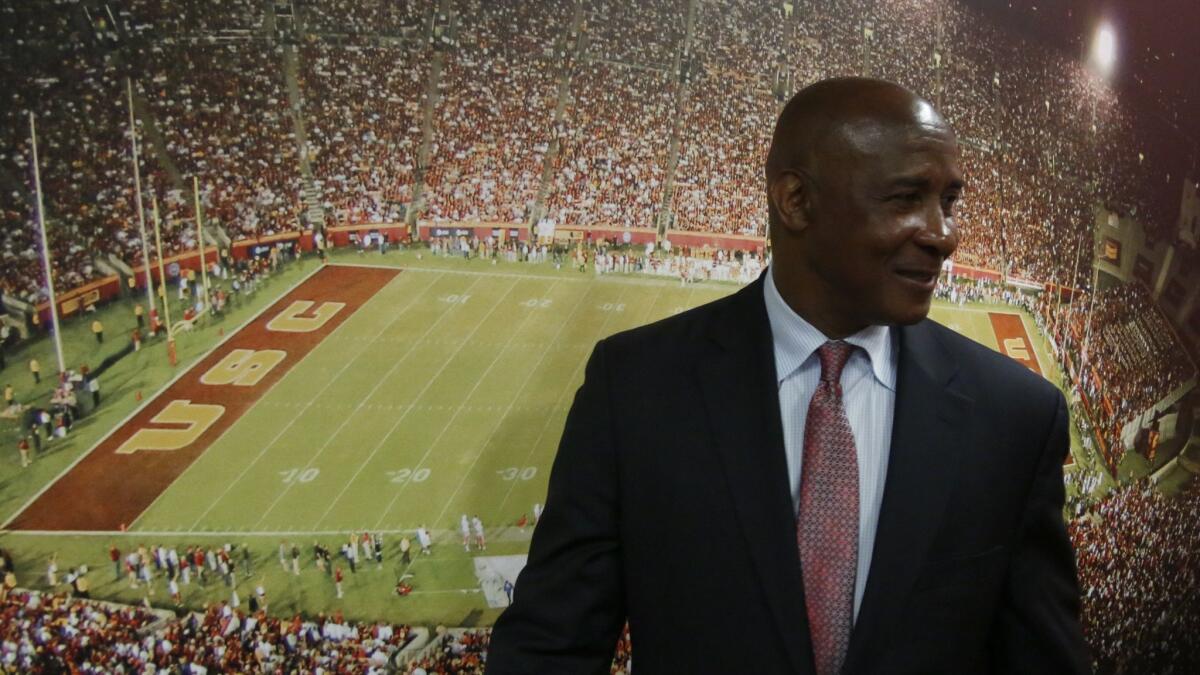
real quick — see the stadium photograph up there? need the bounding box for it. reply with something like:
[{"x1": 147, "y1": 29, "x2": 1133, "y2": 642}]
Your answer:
[{"x1": 0, "y1": 0, "x2": 1197, "y2": 672}]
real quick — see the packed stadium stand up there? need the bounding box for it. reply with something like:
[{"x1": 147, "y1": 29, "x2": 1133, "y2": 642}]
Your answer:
[
  {"x1": 300, "y1": 42, "x2": 428, "y2": 225},
  {"x1": 136, "y1": 40, "x2": 303, "y2": 241},
  {"x1": 0, "y1": 0, "x2": 1189, "y2": 291},
  {"x1": 1050, "y1": 281, "x2": 1196, "y2": 471},
  {"x1": 0, "y1": 587, "x2": 413, "y2": 672},
  {"x1": 1069, "y1": 479, "x2": 1200, "y2": 673}
]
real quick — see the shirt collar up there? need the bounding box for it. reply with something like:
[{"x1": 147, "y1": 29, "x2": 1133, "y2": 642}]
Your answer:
[{"x1": 763, "y1": 266, "x2": 896, "y2": 391}]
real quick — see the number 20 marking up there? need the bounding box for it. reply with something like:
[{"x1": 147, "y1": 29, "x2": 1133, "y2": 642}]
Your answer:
[{"x1": 388, "y1": 468, "x2": 431, "y2": 484}]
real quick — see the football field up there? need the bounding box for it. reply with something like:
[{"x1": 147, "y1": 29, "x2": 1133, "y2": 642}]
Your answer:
[
  {"x1": 138, "y1": 265, "x2": 730, "y2": 534},
  {"x1": 0, "y1": 256, "x2": 1072, "y2": 625},
  {"x1": 10, "y1": 261, "x2": 1062, "y2": 538},
  {"x1": 9, "y1": 258, "x2": 1060, "y2": 535},
  {"x1": 19, "y1": 264, "x2": 731, "y2": 535}
]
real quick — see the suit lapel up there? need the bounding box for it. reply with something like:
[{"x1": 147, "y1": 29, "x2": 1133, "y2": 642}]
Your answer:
[
  {"x1": 696, "y1": 275, "x2": 815, "y2": 675},
  {"x1": 843, "y1": 320, "x2": 972, "y2": 674}
]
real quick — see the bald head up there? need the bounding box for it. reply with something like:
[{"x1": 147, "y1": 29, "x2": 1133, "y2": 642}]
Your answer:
[
  {"x1": 762, "y1": 77, "x2": 963, "y2": 338},
  {"x1": 766, "y1": 78, "x2": 954, "y2": 230}
]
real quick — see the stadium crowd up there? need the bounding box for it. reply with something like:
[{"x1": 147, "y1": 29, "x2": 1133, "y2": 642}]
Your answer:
[
  {"x1": 12, "y1": 495, "x2": 1200, "y2": 675},
  {"x1": 300, "y1": 42, "x2": 428, "y2": 227},
  {"x1": 0, "y1": 587, "x2": 648, "y2": 674},
  {"x1": 1069, "y1": 479, "x2": 1200, "y2": 673},
  {"x1": 0, "y1": 589, "x2": 161, "y2": 673},
  {"x1": 423, "y1": 44, "x2": 556, "y2": 225},
  {"x1": 544, "y1": 61, "x2": 673, "y2": 230},
  {"x1": 121, "y1": 0, "x2": 266, "y2": 36},
  {"x1": 0, "y1": 41, "x2": 144, "y2": 303},
  {"x1": 401, "y1": 629, "x2": 490, "y2": 674},
  {"x1": 0, "y1": 587, "x2": 411, "y2": 673},
  {"x1": 2, "y1": 0, "x2": 1188, "y2": 300},
  {"x1": 1051, "y1": 282, "x2": 1196, "y2": 468},
  {"x1": 297, "y1": 0, "x2": 429, "y2": 38},
  {"x1": 137, "y1": 41, "x2": 303, "y2": 241}
]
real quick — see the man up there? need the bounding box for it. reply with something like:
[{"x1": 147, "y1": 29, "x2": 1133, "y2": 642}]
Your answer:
[
  {"x1": 472, "y1": 515, "x2": 487, "y2": 551},
  {"x1": 17, "y1": 436, "x2": 30, "y2": 468},
  {"x1": 416, "y1": 525, "x2": 433, "y2": 555},
  {"x1": 108, "y1": 544, "x2": 121, "y2": 582},
  {"x1": 74, "y1": 568, "x2": 90, "y2": 600},
  {"x1": 488, "y1": 78, "x2": 1087, "y2": 674},
  {"x1": 399, "y1": 535, "x2": 412, "y2": 565}
]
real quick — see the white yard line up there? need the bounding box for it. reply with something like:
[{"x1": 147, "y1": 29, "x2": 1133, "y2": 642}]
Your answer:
[
  {"x1": 363, "y1": 280, "x2": 557, "y2": 531},
  {"x1": 333, "y1": 260, "x2": 720, "y2": 289},
  {"x1": 407, "y1": 280, "x2": 604, "y2": 534},
  {"x1": 272, "y1": 275, "x2": 522, "y2": 529},
  {"x1": 333, "y1": 261, "x2": 583, "y2": 283},
  {"x1": 246, "y1": 274, "x2": 490, "y2": 529},
  {"x1": 179, "y1": 271, "x2": 447, "y2": 531},
  {"x1": 494, "y1": 282, "x2": 674, "y2": 515},
  {"x1": 0, "y1": 263, "x2": 328, "y2": 532}
]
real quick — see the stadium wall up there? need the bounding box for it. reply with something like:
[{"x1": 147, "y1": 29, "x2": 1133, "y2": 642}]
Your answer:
[{"x1": 26, "y1": 227, "x2": 1057, "y2": 330}]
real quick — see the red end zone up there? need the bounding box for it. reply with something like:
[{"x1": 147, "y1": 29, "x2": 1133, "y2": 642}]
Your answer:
[
  {"x1": 6, "y1": 265, "x2": 398, "y2": 531},
  {"x1": 988, "y1": 312, "x2": 1073, "y2": 465},
  {"x1": 988, "y1": 312, "x2": 1042, "y2": 377}
]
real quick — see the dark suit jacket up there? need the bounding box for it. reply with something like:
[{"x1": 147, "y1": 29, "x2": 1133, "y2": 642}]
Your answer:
[{"x1": 488, "y1": 272, "x2": 1089, "y2": 674}]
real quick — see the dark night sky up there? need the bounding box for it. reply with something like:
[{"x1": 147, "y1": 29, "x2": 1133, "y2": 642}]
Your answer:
[{"x1": 961, "y1": 0, "x2": 1199, "y2": 175}]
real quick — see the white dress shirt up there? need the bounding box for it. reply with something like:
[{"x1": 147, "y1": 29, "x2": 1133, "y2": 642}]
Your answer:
[{"x1": 763, "y1": 267, "x2": 898, "y2": 622}]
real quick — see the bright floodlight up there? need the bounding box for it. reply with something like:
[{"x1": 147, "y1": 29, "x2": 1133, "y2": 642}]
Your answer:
[{"x1": 1091, "y1": 23, "x2": 1117, "y2": 78}]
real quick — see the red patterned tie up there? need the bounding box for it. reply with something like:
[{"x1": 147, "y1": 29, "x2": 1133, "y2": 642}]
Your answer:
[{"x1": 798, "y1": 340, "x2": 859, "y2": 675}]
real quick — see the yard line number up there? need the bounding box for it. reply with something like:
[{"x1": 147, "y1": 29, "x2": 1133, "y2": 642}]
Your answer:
[
  {"x1": 497, "y1": 466, "x2": 538, "y2": 481},
  {"x1": 280, "y1": 467, "x2": 320, "y2": 484},
  {"x1": 387, "y1": 468, "x2": 432, "y2": 484}
]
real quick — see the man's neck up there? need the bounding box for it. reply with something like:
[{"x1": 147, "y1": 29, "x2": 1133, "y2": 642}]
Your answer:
[{"x1": 770, "y1": 265, "x2": 867, "y2": 339}]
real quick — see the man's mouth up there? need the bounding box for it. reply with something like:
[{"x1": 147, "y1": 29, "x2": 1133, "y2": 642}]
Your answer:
[{"x1": 893, "y1": 268, "x2": 939, "y2": 290}]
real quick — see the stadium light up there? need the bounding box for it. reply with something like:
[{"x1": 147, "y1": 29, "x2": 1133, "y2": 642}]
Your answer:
[{"x1": 1089, "y1": 22, "x2": 1117, "y2": 79}]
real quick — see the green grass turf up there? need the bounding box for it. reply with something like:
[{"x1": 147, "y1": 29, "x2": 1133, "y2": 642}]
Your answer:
[{"x1": 0, "y1": 247, "x2": 1109, "y2": 628}]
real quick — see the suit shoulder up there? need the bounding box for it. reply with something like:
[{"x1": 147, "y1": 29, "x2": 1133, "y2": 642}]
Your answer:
[
  {"x1": 924, "y1": 318, "x2": 1059, "y2": 401},
  {"x1": 599, "y1": 287, "x2": 737, "y2": 360}
]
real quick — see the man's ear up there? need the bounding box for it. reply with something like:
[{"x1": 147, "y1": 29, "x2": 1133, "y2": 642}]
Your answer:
[{"x1": 768, "y1": 169, "x2": 813, "y2": 236}]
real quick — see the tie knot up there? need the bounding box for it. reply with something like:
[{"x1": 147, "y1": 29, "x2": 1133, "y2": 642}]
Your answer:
[{"x1": 817, "y1": 341, "x2": 855, "y2": 384}]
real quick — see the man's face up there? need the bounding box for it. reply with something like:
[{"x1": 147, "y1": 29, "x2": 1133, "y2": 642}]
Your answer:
[{"x1": 804, "y1": 110, "x2": 963, "y2": 328}]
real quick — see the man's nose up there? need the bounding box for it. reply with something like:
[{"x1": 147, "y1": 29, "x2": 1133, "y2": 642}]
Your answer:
[{"x1": 916, "y1": 203, "x2": 959, "y2": 257}]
